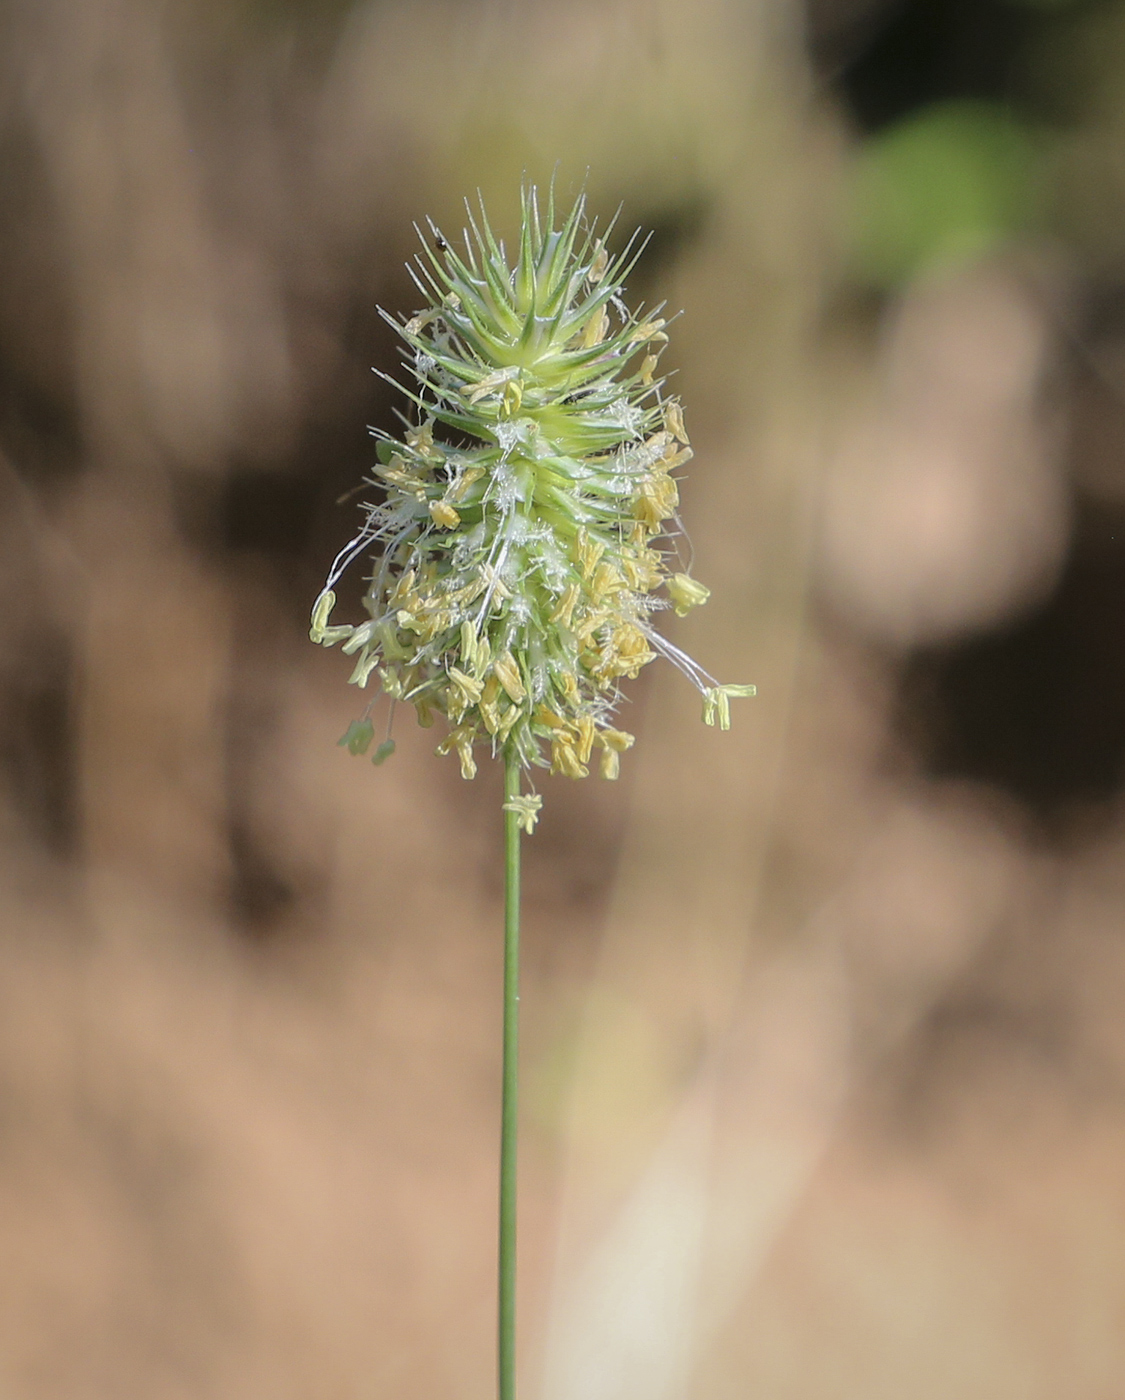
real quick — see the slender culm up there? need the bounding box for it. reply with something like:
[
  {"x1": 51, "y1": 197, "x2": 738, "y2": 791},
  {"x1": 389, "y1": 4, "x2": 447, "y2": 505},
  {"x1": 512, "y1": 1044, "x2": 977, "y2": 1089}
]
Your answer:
[{"x1": 499, "y1": 751, "x2": 521, "y2": 1400}]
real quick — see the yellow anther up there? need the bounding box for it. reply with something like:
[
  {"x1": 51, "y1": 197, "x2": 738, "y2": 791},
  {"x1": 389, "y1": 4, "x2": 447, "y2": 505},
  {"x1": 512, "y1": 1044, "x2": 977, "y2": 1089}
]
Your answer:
[
  {"x1": 587, "y1": 243, "x2": 608, "y2": 284},
  {"x1": 426, "y1": 610, "x2": 455, "y2": 642},
  {"x1": 479, "y1": 674, "x2": 502, "y2": 734},
  {"x1": 628, "y1": 318, "x2": 667, "y2": 346},
  {"x1": 311, "y1": 589, "x2": 334, "y2": 636},
  {"x1": 535, "y1": 706, "x2": 569, "y2": 730},
  {"x1": 493, "y1": 651, "x2": 527, "y2": 705},
  {"x1": 702, "y1": 683, "x2": 757, "y2": 730},
  {"x1": 449, "y1": 465, "x2": 485, "y2": 503},
  {"x1": 406, "y1": 422, "x2": 434, "y2": 454},
  {"x1": 437, "y1": 726, "x2": 478, "y2": 779},
  {"x1": 430, "y1": 500, "x2": 461, "y2": 530},
  {"x1": 310, "y1": 590, "x2": 354, "y2": 646},
  {"x1": 620, "y1": 549, "x2": 662, "y2": 591},
  {"x1": 445, "y1": 572, "x2": 487, "y2": 610},
  {"x1": 404, "y1": 311, "x2": 435, "y2": 336},
  {"x1": 582, "y1": 306, "x2": 609, "y2": 349},
  {"x1": 550, "y1": 582, "x2": 580, "y2": 629},
  {"x1": 634, "y1": 475, "x2": 679, "y2": 528},
  {"x1": 703, "y1": 688, "x2": 718, "y2": 728},
  {"x1": 340, "y1": 619, "x2": 375, "y2": 655},
  {"x1": 573, "y1": 607, "x2": 610, "y2": 646},
  {"x1": 479, "y1": 564, "x2": 511, "y2": 599},
  {"x1": 456, "y1": 737, "x2": 477, "y2": 780},
  {"x1": 590, "y1": 561, "x2": 625, "y2": 601},
  {"x1": 380, "y1": 665, "x2": 404, "y2": 698},
  {"x1": 667, "y1": 573, "x2": 711, "y2": 617},
  {"x1": 466, "y1": 366, "x2": 518, "y2": 404},
  {"x1": 389, "y1": 570, "x2": 416, "y2": 605},
  {"x1": 618, "y1": 623, "x2": 650, "y2": 657},
  {"x1": 551, "y1": 738, "x2": 588, "y2": 779},
  {"x1": 376, "y1": 452, "x2": 407, "y2": 480},
  {"x1": 447, "y1": 666, "x2": 483, "y2": 721},
  {"x1": 664, "y1": 399, "x2": 688, "y2": 444},
  {"x1": 502, "y1": 793, "x2": 543, "y2": 835},
  {"x1": 496, "y1": 704, "x2": 521, "y2": 742},
  {"x1": 373, "y1": 616, "x2": 410, "y2": 661},
  {"x1": 448, "y1": 667, "x2": 483, "y2": 703},
  {"x1": 500, "y1": 379, "x2": 523, "y2": 417},
  {"x1": 593, "y1": 624, "x2": 654, "y2": 680},
  {"x1": 575, "y1": 715, "x2": 596, "y2": 765},
  {"x1": 381, "y1": 470, "x2": 427, "y2": 499},
  {"x1": 639, "y1": 354, "x2": 659, "y2": 385},
  {"x1": 348, "y1": 649, "x2": 381, "y2": 688},
  {"x1": 460, "y1": 619, "x2": 477, "y2": 671},
  {"x1": 574, "y1": 528, "x2": 605, "y2": 579},
  {"x1": 596, "y1": 726, "x2": 635, "y2": 772}
]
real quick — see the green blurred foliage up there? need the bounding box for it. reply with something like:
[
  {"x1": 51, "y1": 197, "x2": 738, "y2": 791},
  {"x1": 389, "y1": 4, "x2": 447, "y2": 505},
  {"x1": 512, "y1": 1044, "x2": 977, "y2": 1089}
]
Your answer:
[{"x1": 845, "y1": 100, "x2": 1041, "y2": 287}]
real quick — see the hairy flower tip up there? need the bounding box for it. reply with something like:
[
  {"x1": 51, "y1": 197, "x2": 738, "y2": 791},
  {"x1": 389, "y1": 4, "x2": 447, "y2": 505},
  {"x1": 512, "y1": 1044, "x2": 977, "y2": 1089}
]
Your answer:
[{"x1": 311, "y1": 183, "x2": 753, "y2": 789}]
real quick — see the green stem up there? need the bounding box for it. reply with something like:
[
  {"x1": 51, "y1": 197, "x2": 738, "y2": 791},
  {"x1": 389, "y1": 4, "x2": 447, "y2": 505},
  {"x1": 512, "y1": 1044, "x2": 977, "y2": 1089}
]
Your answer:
[{"x1": 499, "y1": 752, "x2": 521, "y2": 1400}]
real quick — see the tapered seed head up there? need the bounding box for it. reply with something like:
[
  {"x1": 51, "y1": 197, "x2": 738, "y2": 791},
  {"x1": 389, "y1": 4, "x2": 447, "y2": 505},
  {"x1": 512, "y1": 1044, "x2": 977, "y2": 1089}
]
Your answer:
[{"x1": 312, "y1": 185, "x2": 753, "y2": 789}]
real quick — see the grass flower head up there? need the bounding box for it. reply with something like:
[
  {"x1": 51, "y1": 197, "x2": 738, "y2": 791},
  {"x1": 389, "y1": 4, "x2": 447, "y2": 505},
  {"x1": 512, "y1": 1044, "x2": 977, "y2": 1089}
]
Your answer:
[{"x1": 312, "y1": 185, "x2": 753, "y2": 796}]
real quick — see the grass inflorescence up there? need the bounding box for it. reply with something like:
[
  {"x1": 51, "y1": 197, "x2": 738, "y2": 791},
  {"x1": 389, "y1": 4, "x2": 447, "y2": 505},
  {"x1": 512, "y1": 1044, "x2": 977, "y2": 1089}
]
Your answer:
[{"x1": 312, "y1": 184, "x2": 753, "y2": 819}]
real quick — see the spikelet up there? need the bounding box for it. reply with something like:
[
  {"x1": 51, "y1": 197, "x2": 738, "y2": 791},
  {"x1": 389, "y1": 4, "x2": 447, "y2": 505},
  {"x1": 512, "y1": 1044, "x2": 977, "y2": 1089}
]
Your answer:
[{"x1": 312, "y1": 185, "x2": 754, "y2": 796}]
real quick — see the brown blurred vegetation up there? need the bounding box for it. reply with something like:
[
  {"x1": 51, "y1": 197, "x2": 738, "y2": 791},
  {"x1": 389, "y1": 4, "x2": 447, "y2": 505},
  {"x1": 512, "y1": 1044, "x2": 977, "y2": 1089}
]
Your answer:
[{"x1": 3, "y1": 0, "x2": 1125, "y2": 1396}]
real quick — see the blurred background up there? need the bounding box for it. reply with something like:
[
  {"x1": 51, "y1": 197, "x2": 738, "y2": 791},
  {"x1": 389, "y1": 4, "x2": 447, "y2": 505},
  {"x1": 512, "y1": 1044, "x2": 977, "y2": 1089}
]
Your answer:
[{"x1": 2, "y1": 0, "x2": 1125, "y2": 1395}]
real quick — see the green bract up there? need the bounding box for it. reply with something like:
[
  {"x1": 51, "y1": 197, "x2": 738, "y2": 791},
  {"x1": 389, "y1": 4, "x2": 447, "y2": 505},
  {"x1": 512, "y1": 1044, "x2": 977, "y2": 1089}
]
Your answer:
[{"x1": 311, "y1": 185, "x2": 753, "y2": 799}]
